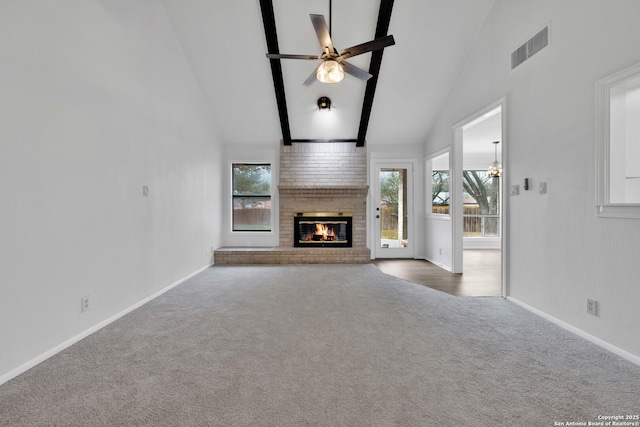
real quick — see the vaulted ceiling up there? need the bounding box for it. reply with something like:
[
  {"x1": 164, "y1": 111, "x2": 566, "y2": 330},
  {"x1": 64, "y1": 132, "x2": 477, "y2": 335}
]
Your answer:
[{"x1": 160, "y1": 0, "x2": 495, "y2": 146}]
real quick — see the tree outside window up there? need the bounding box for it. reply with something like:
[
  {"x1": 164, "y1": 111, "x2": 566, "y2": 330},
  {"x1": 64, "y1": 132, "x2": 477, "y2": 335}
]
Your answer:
[
  {"x1": 432, "y1": 170, "x2": 450, "y2": 214},
  {"x1": 380, "y1": 169, "x2": 407, "y2": 242},
  {"x1": 463, "y1": 171, "x2": 499, "y2": 237},
  {"x1": 232, "y1": 164, "x2": 271, "y2": 231}
]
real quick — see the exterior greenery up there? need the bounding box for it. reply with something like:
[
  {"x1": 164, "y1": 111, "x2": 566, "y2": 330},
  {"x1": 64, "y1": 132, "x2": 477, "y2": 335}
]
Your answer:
[
  {"x1": 432, "y1": 170, "x2": 500, "y2": 236},
  {"x1": 232, "y1": 164, "x2": 271, "y2": 231}
]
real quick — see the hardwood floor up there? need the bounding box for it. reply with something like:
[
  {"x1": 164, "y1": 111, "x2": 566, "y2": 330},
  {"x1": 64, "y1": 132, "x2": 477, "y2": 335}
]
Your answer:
[{"x1": 372, "y1": 249, "x2": 502, "y2": 297}]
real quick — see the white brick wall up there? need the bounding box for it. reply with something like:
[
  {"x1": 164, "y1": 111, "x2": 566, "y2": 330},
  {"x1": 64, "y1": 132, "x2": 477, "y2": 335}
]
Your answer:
[
  {"x1": 279, "y1": 142, "x2": 368, "y2": 249},
  {"x1": 279, "y1": 142, "x2": 367, "y2": 187}
]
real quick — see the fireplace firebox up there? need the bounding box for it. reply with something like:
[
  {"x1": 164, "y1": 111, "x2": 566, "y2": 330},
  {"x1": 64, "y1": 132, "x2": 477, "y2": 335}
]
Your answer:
[{"x1": 294, "y1": 212, "x2": 352, "y2": 248}]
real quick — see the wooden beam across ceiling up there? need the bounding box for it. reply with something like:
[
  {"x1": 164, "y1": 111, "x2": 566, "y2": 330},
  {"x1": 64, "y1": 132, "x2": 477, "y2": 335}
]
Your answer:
[
  {"x1": 357, "y1": 0, "x2": 395, "y2": 147},
  {"x1": 260, "y1": 0, "x2": 394, "y2": 147},
  {"x1": 259, "y1": 0, "x2": 292, "y2": 145}
]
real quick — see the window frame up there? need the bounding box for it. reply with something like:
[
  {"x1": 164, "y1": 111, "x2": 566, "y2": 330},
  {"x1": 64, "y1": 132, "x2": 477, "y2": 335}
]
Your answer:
[
  {"x1": 462, "y1": 170, "x2": 501, "y2": 238},
  {"x1": 595, "y1": 61, "x2": 640, "y2": 219},
  {"x1": 231, "y1": 162, "x2": 272, "y2": 232},
  {"x1": 426, "y1": 150, "x2": 451, "y2": 218}
]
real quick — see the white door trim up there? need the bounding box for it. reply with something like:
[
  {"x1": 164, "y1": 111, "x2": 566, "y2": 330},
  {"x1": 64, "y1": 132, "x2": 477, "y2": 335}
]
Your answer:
[{"x1": 451, "y1": 96, "x2": 509, "y2": 297}]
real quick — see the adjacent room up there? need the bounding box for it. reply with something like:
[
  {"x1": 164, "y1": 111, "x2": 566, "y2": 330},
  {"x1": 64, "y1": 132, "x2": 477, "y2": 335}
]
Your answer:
[{"x1": 1, "y1": 1, "x2": 639, "y2": 425}]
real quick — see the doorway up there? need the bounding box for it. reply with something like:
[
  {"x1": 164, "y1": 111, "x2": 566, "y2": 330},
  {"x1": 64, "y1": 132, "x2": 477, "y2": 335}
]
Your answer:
[
  {"x1": 452, "y1": 99, "x2": 507, "y2": 296},
  {"x1": 372, "y1": 162, "x2": 414, "y2": 259}
]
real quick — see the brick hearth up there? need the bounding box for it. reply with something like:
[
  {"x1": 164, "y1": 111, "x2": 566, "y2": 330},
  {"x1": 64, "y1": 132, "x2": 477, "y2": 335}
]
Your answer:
[{"x1": 213, "y1": 246, "x2": 370, "y2": 264}]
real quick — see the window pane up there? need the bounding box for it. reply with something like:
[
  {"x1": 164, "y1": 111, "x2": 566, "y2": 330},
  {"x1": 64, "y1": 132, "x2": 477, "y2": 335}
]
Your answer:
[
  {"x1": 430, "y1": 152, "x2": 450, "y2": 215},
  {"x1": 463, "y1": 170, "x2": 500, "y2": 237},
  {"x1": 233, "y1": 197, "x2": 271, "y2": 231},
  {"x1": 232, "y1": 164, "x2": 271, "y2": 196},
  {"x1": 463, "y1": 171, "x2": 499, "y2": 215},
  {"x1": 484, "y1": 217, "x2": 500, "y2": 237},
  {"x1": 432, "y1": 170, "x2": 450, "y2": 214}
]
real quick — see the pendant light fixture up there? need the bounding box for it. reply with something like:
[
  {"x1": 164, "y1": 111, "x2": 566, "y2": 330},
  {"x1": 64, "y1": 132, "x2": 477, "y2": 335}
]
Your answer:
[{"x1": 487, "y1": 141, "x2": 502, "y2": 178}]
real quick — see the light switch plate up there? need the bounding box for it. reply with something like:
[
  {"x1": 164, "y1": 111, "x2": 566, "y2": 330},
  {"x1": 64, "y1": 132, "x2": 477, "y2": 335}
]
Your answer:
[
  {"x1": 511, "y1": 185, "x2": 520, "y2": 196},
  {"x1": 539, "y1": 182, "x2": 547, "y2": 194}
]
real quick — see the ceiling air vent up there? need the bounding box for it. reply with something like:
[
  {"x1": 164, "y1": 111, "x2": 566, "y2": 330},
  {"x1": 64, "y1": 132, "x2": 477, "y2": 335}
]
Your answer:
[{"x1": 511, "y1": 26, "x2": 549, "y2": 70}]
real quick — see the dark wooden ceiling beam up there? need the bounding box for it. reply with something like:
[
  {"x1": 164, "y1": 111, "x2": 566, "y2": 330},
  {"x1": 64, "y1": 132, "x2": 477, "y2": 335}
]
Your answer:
[
  {"x1": 357, "y1": 0, "x2": 395, "y2": 147},
  {"x1": 291, "y1": 139, "x2": 357, "y2": 143},
  {"x1": 259, "y1": 0, "x2": 292, "y2": 145}
]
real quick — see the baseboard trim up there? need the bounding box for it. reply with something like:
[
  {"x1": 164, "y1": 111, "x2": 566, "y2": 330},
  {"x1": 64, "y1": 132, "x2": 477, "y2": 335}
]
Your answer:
[
  {"x1": 507, "y1": 297, "x2": 640, "y2": 367},
  {"x1": 0, "y1": 263, "x2": 214, "y2": 386},
  {"x1": 423, "y1": 257, "x2": 452, "y2": 272}
]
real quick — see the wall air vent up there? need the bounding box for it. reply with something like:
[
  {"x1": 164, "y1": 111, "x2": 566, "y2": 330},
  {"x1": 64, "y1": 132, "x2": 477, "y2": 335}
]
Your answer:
[{"x1": 511, "y1": 26, "x2": 549, "y2": 70}]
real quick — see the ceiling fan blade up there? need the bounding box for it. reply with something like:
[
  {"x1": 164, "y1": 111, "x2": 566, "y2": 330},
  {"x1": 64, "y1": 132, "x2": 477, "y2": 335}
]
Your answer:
[
  {"x1": 310, "y1": 14, "x2": 334, "y2": 54},
  {"x1": 340, "y1": 60, "x2": 373, "y2": 81},
  {"x1": 266, "y1": 53, "x2": 319, "y2": 60},
  {"x1": 338, "y1": 35, "x2": 395, "y2": 60},
  {"x1": 303, "y1": 63, "x2": 322, "y2": 86}
]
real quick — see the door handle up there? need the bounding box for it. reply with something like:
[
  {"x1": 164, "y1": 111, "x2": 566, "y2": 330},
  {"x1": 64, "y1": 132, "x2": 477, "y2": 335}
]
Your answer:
[{"x1": 376, "y1": 215, "x2": 380, "y2": 219}]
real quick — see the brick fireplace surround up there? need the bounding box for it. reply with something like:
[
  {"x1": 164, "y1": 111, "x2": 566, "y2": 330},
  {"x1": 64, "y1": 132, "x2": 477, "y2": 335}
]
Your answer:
[{"x1": 215, "y1": 142, "x2": 371, "y2": 264}]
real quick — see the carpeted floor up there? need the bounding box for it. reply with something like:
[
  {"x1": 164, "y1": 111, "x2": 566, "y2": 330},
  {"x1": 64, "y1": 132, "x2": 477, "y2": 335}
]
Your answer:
[{"x1": 1, "y1": 264, "x2": 639, "y2": 426}]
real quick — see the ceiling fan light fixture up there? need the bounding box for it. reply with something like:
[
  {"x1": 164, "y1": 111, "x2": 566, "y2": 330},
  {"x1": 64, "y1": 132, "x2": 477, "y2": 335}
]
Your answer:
[{"x1": 316, "y1": 60, "x2": 344, "y2": 84}]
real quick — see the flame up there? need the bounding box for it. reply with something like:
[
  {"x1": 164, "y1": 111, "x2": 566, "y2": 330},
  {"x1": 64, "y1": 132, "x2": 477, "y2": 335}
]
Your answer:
[{"x1": 302, "y1": 223, "x2": 337, "y2": 241}]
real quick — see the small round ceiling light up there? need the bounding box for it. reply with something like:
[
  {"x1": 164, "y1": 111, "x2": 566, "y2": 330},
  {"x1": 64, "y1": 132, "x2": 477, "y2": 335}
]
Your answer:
[
  {"x1": 317, "y1": 96, "x2": 332, "y2": 111},
  {"x1": 316, "y1": 60, "x2": 344, "y2": 84}
]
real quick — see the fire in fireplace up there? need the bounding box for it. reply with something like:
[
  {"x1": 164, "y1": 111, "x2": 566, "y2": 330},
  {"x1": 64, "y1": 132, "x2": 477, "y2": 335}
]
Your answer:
[{"x1": 294, "y1": 212, "x2": 352, "y2": 248}]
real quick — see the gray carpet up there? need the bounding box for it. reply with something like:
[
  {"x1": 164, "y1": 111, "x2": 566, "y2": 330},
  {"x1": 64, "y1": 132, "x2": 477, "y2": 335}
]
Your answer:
[{"x1": 1, "y1": 264, "x2": 639, "y2": 426}]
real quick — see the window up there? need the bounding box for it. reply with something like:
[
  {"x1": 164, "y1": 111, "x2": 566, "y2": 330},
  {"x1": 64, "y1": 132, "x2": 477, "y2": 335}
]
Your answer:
[
  {"x1": 463, "y1": 171, "x2": 500, "y2": 237},
  {"x1": 232, "y1": 163, "x2": 271, "y2": 231},
  {"x1": 596, "y1": 62, "x2": 640, "y2": 219},
  {"x1": 432, "y1": 170, "x2": 450, "y2": 214},
  {"x1": 429, "y1": 152, "x2": 450, "y2": 215}
]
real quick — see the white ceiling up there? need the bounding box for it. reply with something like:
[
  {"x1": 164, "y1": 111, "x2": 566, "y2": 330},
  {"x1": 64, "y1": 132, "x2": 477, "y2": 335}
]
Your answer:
[
  {"x1": 160, "y1": 0, "x2": 495, "y2": 146},
  {"x1": 463, "y1": 108, "x2": 502, "y2": 168}
]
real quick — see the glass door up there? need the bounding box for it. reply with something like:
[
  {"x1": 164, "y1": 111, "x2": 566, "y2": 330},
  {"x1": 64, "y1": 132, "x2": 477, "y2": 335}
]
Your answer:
[{"x1": 374, "y1": 163, "x2": 413, "y2": 258}]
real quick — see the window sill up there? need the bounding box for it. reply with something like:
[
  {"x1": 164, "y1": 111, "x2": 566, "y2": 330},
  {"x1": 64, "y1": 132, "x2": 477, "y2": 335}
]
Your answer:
[
  {"x1": 425, "y1": 213, "x2": 451, "y2": 221},
  {"x1": 596, "y1": 204, "x2": 640, "y2": 219}
]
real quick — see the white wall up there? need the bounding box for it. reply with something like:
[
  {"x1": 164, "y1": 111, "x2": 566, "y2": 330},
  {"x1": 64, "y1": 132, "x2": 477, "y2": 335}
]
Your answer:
[
  {"x1": 425, "y1": 0, "x2": 640, "y2": 359},
  {"x1": 0, "y1": 0, "x2": 223, "y2": 381}
]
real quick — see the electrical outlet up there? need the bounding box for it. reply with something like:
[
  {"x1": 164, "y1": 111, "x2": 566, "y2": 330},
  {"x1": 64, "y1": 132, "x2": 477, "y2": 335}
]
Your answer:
[
  {"x1": 81, "y1": 295, "x2": 90, "y2": 313},
  {"x1": 587, "y1": 298, "x2": 598, "y2": 316},
  {"x1": 142, "y1": 186, "x2": 149, "y2": 197}
]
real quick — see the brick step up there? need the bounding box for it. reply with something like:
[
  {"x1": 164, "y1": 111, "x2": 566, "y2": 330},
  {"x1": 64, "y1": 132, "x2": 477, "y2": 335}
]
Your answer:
[{"x1": 214, "y1": 247, "x2": 371, "y2": 265}]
